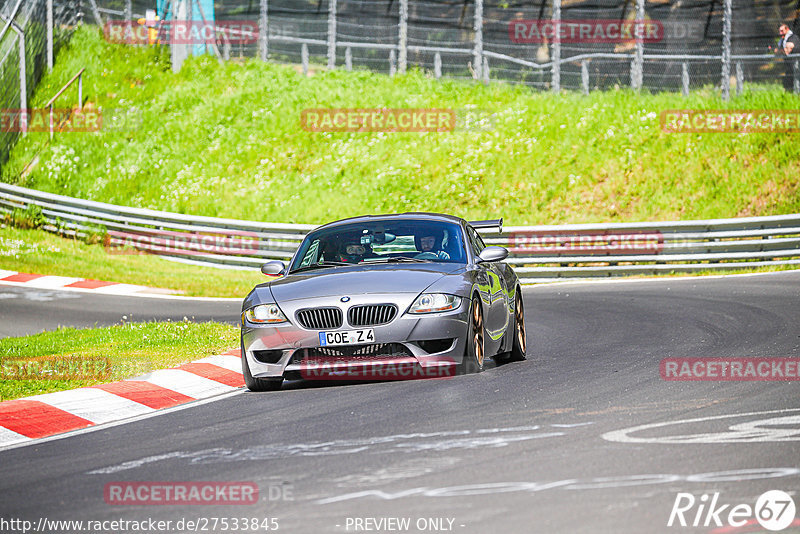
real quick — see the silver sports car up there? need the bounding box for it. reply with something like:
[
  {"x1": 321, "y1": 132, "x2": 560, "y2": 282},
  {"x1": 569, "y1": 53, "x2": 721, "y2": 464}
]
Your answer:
[{"x1": 240, "y1": 212, "x2": 526, "y2": 391}]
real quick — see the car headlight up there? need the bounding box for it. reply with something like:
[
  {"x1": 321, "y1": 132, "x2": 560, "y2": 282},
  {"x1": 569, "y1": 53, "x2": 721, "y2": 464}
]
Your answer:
[
  {"x1": 244, "y1": 304, "x2": 288, "y2": 324},
  {"x1": 408, "y1": 294, "x2": 462, "y2": 314}
]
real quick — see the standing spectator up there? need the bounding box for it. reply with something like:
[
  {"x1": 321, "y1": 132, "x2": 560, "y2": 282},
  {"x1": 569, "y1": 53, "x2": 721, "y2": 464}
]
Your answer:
[{"x1": 775, "y1": 23, "x2": 800, "y2": 91}]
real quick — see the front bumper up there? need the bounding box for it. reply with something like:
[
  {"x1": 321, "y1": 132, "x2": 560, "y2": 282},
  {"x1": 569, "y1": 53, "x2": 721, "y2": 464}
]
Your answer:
[{"x1": 241, "y1": 294, "x2": 469, "y2": 380}]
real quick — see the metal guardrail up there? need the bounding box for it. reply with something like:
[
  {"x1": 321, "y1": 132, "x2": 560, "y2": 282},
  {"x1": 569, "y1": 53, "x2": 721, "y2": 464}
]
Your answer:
[{"x1": 1, "y1": 183, "x2": 799, "y2": 281}]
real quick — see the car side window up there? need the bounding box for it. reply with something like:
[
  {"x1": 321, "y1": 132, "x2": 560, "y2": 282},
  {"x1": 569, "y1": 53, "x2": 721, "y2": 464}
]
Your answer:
[
  {"x1": 467, "y1": 226, "x2": 485, "y2": 256},
  {"x1": 298, "y1": 240, "x2": 321, "y2": 267}
]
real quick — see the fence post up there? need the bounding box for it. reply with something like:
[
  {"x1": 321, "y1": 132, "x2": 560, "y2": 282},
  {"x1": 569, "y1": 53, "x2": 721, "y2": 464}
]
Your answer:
[
  {"x1": 398, "y1": 0, "x2": 407, "y2": 73},
  {"x1": 87, "y1": 0, "x2": 103, "y2": 25},
  {"x1": 301, "y1": 43, "x2": 309, "y2": 75},
  {"x1": 581, "y1": 60, "x2": 589, "y2": 95},
  {"x1": 681, "y1": 62, "x2": 689, "y2": 96},
  {"x1": 551, "y1": 0, "x2": 561, "y2": 93},
  {"x1": 345, "y1": 46, "x2": 352, "y2": 70},
  {"x1": 473, "y1": 0, "x2": 483, "y2": 80},
  {"x1": 125, "y1": 0, "x2": 132, "y2": 23},
  {"x1": 259, "y1": 0, "x2": 268, "y2": 61},
  {"x1": 794, "y1": 60, "x2": 800, "y2": 94},
  {"x1": 631, "y1": 0, "x2": 644, "y2": 90},
  {"x1": 735, "y1": 61, "x2": 743, "y2": 96},
  {"x1": 18, "y1": 27, "x2": 27, "y2": 136},
  {"x1": 482, "y1": 56, "x2": 489, "y2": 84},
  {"x1": 222, "y1": 32, "x2": 231, "y2": 60},
  {"x1": 46, "y1": 0, "x2": 53, "y2": 71},
  {"x1": 327, "y1": 0, "x2": 337, "y2": 69},
  {"x1": 721, "y1": 0, "x2": 731, "y2": 100},
  {"x1": 434, "y1": 52, "x2": 441, "y2": 78},
  {"x1": 389, "y1": 49, "x2": 396, "y2": 76}
]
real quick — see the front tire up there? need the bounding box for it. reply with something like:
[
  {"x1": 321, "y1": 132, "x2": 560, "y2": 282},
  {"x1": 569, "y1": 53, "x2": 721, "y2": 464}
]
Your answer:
[
  {"x1": 460, "y1": 297, "x2": 485, "y2": 374},
  {"x1": 242, "y1": 345, "x2": 283, "y2": 391}
]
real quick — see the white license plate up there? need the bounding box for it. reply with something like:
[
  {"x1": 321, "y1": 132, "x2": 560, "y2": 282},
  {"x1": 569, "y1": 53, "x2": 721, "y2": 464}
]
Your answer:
[{"x1": 318, "y1": 329, "x2": 375, "y2": 346}]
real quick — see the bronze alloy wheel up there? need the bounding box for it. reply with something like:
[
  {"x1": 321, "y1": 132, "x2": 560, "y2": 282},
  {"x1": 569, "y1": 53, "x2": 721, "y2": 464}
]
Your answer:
[
  {"x1": 510, "y1": 290, "x2": 527, "y2": 361},
  {"x1": 471, "y1": 298, "x2": 485, "y2": 370}
]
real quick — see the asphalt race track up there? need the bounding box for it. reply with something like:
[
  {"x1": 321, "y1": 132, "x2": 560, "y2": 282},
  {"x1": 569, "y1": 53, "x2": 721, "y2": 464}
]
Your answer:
[{"x1": 1, "y1": 271, "x2": 799, "y2": 534}]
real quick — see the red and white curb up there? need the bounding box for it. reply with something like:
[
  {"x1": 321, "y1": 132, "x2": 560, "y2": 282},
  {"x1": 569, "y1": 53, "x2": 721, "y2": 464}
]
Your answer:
[
  {"x1": 0, "y1": 349, "x2": 244, "y2": 448},
  {"x1": 0, "y1": 270, "x2": 181, "y2": 297}
]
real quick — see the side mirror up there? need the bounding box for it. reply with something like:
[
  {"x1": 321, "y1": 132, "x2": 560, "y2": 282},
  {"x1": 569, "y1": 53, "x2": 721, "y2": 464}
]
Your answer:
[
  {"x1": 477, "y1": 246, "x2": 508, "y2": 263},
  {"x1": 261, "y1": 260, "x2": 286, "y2": 276}
]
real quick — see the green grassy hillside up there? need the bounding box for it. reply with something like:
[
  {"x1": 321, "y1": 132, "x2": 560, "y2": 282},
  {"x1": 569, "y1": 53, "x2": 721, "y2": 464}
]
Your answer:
[{"x1": 3, "y1": 26, "x2": 799, "y2": 225}]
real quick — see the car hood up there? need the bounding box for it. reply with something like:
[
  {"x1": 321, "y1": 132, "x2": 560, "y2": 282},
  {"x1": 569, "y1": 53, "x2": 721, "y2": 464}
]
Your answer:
[{"x1": 268, "y1": 263, "x2": 465, "y2": 302}]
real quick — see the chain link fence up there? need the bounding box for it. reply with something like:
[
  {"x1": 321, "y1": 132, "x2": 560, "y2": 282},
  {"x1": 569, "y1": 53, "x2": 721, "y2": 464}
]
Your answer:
[
  {"x1": 0, "y1": 0, "x2": 80, "y2": 167},
  {"x1": 85, "y1": 0, "x2": 800, "y2": 94}
]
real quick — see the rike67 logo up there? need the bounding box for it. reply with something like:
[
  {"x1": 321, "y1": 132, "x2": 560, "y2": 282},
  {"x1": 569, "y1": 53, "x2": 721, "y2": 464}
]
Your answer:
[{"x1": 668, "y1": 490, "x2": 797, "y2": 531}]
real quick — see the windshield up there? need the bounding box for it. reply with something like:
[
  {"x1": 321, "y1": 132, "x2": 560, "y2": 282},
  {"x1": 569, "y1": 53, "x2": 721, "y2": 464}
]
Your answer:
[{"x1": 289, "y1": 220, "x2": 466, "y2": 272}]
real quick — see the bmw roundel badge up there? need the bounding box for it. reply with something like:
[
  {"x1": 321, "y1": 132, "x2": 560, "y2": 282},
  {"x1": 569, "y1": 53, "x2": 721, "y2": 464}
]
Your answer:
[{"x1": 341, "y1": 296, "x2": 351, "y2": 302}]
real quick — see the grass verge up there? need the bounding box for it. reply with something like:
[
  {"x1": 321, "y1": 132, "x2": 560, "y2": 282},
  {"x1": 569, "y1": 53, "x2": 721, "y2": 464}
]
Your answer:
[
  {"x1": 0, "y1": 320, "x2": 239, "y2": 401},
  {"x1": 0, "y1": 225, "x2": 263, "y2": 297}
]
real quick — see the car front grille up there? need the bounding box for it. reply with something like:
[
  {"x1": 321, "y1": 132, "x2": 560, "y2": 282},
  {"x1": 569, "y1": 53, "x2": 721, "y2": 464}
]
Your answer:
[
  {"x1": 296, "y1": 307, "x2": 343, "y2": 330},
  {"x1": 294, "y1": 343, "x2": 413, "y2": 362},
  {"x1": 347, "y1": 304, "x2": 398, "y2": 327}
]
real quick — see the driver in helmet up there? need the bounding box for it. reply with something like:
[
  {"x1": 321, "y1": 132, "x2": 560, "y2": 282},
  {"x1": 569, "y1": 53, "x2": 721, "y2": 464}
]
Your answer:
[{"x1": 415, "y1": 231, "x2": 450, "y2": 260}]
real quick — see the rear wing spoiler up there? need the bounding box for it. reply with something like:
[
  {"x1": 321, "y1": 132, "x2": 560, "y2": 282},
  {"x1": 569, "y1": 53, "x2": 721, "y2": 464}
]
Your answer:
[{"x1": 469, "y1": 218, "x2": 503, "y2": 233}]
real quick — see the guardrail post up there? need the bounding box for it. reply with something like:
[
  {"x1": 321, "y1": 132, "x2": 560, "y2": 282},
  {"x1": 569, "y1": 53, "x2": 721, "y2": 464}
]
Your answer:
[
  {"x1": 581, "y1": 60, "x2": 589, "y2": 95},
  {"x1": 721, "y1": 0, "x2": 731, "y2": 100},
  {"x1": 46, "y1": 0, "x2": 53, "y2": 70},
  {"x1": 301, "y1": 43, "x2": 309, "y2": 75},
  {"x1": 681, "y1": 62, "x2": 689, "y2": 96},
  {"x1": 327, "y1": 0, "x2": 337, "y2": 69},
  {"x1": 345, "y1": 46, "x2": 352, "y2": 71},
  {"x1": 398, "y1": 0, "x2": 407, "y2": 74},
  {"x1": 434, "y1": 52, "x2": 441, "y2": 78},
  {"x1": 259, "y1": 0, "x2": 268, "y2": 61},
  {"x1": 551, "y1": 0, "x2": 561, "y2": 93},
  {"x1": 473, "y1": 0, "x2": 483, "y2": 80},
  {"x1": 631, "y1": 0, "x2": 644, "y2": 90}
]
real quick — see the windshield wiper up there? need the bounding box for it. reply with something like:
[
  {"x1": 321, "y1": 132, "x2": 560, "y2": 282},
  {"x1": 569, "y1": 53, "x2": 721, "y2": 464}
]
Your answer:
[{"x1": 290, "y1": 261, "x2": 352, "y2": 273}]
